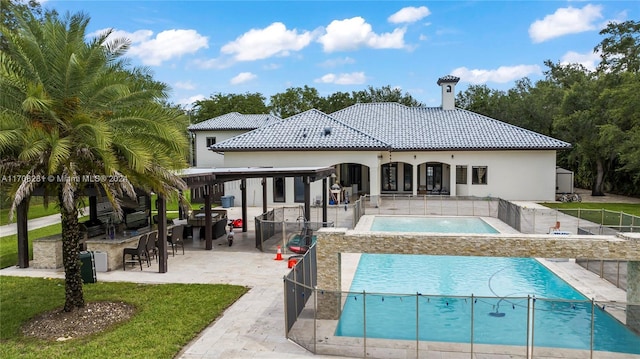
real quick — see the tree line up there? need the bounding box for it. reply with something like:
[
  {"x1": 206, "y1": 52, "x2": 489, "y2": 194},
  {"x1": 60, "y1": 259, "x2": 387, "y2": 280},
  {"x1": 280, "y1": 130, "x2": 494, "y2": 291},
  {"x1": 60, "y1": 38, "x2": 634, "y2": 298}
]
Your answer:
[
  {"x1": 192, "y1": 21, "x2": 640, "y2": 197},
  {"x1": 190, "y1": 85, "x2": 421, "y2": 121},
  {"x1": 456, "y1": 21, "x2": 639, "y2": 197}
]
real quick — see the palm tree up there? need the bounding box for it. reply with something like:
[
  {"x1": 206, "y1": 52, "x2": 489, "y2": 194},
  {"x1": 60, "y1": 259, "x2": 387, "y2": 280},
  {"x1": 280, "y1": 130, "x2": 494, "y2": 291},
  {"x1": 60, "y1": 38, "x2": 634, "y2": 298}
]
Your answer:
[{"x1": 0, "y1": 8, "x2": 189, "y2": 311}]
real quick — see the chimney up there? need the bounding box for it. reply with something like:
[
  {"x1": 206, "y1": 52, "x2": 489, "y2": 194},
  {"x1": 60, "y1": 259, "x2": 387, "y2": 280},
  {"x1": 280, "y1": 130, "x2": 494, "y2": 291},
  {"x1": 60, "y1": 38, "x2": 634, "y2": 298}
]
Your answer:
[{"x1": 437, "y1": 75, "x2": 460, "y2": 110}]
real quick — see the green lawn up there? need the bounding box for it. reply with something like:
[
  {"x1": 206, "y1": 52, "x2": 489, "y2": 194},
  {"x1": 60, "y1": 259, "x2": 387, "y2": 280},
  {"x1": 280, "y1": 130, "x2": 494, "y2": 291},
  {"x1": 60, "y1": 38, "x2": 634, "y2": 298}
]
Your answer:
[
  {"x1": 0, "y1": 199, "x2": 61, "y2": 226},
  {"x1": 0, "y1": 276, "x2": 247, "y2": 359},
  {"x1": 1, "y1": 191, "x2": 195, "y2": 226},
  {"x1": 540, "y1": 202, "x2": 640, "y2": 216},
  {"x1": 539, "y1": 202, "x2": 640, "y2": 227},
  {"x1": 0, "y1": 223, "x2": 62, "y2": 269}
]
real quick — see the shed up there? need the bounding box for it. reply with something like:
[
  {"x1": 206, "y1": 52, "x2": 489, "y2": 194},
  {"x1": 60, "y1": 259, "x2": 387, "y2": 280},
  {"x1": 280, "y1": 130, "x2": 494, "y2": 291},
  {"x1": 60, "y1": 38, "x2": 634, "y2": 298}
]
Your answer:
[{"x1": 555, "y1": 167, "x2": 574, "y2": 194}]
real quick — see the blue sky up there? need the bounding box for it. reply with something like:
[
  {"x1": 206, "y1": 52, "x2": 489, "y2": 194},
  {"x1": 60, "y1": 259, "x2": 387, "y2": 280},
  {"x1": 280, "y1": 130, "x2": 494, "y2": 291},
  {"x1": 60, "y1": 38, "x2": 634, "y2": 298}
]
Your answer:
[{"x1": 43, "y1": 1, "x2": 637, "y2": 108}]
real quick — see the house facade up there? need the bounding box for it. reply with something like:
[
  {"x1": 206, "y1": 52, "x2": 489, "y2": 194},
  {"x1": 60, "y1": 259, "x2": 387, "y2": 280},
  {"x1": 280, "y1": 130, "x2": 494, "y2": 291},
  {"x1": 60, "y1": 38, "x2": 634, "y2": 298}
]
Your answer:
[
  {"x1": 189, "y1": 76, "x2": 571, "y2": 206},
  {"x1": 188, "y1": 113, "x2": 281, "y2": 167}
]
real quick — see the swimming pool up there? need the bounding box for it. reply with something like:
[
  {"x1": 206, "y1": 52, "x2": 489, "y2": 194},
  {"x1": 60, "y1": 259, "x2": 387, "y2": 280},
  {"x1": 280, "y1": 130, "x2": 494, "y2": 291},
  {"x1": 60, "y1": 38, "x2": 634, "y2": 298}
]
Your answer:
[
  {"x1": 370, "y1": 216, "x2": 499, "y2": 234},
  {"x1": 335, "y1": 254, "x2": 640, "y2": 354}
]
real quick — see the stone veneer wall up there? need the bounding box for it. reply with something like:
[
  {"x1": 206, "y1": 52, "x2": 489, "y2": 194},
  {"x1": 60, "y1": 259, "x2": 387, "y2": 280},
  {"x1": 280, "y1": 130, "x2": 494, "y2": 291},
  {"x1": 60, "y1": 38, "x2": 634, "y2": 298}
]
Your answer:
[
  {"x1": 315, "y1": 228, "x2": 640, "y2": 333},
  {"x1": 86, "y1": 236, "x2": 141, "y2": 271},
  {"x1": 31, "y1": 235, "x2": 64, "y2": 269},
  {"x1": 32, "y1": 233, "x2": 145, "y2": 271}
]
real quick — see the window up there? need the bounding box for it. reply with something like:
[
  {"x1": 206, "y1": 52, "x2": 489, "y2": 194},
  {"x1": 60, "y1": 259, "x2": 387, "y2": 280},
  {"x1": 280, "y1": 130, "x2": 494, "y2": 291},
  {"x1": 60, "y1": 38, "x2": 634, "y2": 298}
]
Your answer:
[
  {"x1": 472, "y1": 166, "x2": 488, "y2": 185},
  {"x1": 403, "y1": 164, "x2": 413, "y2": 191},
  {"x1": 206, "y1": 137, "x2": 216, "y2": 148},
  {"x1": 381, "y1": 163, "x2": 397, "y2": 191},
  {"x1": 456, "y1": 166, "x2": 467, "y2": 184},
  {"x1": 293, "y1": 177, "x2": 304, "y2": 203},
  {"x1": 273, "y1": 177, "x2": 285, "y2": 202}
]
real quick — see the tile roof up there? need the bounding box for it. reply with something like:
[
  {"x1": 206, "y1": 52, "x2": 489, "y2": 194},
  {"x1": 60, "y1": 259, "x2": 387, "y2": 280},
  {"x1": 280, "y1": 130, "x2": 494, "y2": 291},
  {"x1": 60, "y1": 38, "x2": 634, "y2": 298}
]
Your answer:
[
  {"x1": 331, "y1": 103, "x2": 571, "y2": 150},
  {"x1": 437, "y1": 75, "x2": 460, "y2": 85},
  {"x1": 208, "y1": 103, "x2": 571, "y2": 152},
  {"x1": 209, "y1": 109, "x2": 389, "y2": 151},
  {"x1": 188, "y1": 112, "x2": 281, "y2": 131}
]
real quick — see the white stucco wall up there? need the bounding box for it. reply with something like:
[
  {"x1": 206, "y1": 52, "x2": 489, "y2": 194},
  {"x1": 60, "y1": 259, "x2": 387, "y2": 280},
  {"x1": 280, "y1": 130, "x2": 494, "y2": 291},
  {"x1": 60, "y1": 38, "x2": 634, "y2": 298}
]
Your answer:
[
  {"x1": 207, "y1": 149, "x2": 557, "y2": 207},
  {"x1": 192, "y1": 130, "x2": 250, "y2": 168}
]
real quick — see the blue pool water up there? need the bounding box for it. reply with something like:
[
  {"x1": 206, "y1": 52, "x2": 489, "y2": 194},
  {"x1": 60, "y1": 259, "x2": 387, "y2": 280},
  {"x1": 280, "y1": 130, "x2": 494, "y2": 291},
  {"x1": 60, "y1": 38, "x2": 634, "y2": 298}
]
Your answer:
[
  {"x1": 370, "y1": 216, "x2": 499, "y2": 234},
  {"x1": 336, "y1": 254, "x2": 640, "y2": 354}
]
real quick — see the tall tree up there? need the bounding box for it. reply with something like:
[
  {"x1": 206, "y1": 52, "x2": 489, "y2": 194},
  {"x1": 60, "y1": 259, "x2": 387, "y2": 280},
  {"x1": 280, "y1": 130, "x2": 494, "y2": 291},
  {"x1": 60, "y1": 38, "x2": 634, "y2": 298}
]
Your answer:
[
  {"x1": 191, "y1": 92, "x2": 268, "y2": 123},
  {"x1": 0, "y1": 8, "x2": 189, "y2": 310},
  {"x1": 595, "y1": 20, "x2": 640, "y2": 74},
  {"x1": 0, "y1": 0, "x2": 43, "y2": 51},
  {"x1": 268, "y1": 85, "x2": 323, "y2": 118},
  {"x1": 321, "y1": 91, "x2": 356, "y2": 114},
  {"x1": 455, "y1": 84, "x2": 508, "y2": 120},
  {"x1": 351, "y1": 85, "x2": 421, "y2": 106}
]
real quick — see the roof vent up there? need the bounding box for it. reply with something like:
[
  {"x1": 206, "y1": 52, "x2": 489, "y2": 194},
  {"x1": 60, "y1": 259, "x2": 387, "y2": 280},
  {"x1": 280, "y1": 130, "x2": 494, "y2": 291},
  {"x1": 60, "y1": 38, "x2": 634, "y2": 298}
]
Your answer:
[{"x1": 324, "y1": 127, "x2": 332, "y2": 136}]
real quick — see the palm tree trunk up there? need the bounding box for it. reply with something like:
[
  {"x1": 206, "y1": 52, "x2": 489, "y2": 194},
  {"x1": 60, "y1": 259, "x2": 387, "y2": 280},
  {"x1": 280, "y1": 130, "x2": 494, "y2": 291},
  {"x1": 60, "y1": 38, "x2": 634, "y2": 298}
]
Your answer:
[{"x1": 60, "y1": 191, "x2": 84, "y2": 311}]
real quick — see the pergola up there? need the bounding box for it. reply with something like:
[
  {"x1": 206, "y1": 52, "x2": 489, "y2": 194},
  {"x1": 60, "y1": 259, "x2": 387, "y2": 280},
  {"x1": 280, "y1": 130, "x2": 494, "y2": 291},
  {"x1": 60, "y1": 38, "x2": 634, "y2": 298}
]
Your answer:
[{"x1": 15, "y1": 166, "x2": 335, "y2": 273}]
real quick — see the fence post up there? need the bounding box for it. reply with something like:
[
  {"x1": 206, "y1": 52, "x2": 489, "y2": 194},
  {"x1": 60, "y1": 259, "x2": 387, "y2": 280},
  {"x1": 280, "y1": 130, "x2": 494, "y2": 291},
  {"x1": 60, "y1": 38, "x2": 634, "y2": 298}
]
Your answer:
[
  {"x1": 314, "y1": 286, "x2": 318, "y2": 354},
  {"x1": 282, "y1": 221, "x2": 287, "y2": 255},
  {"x1": 620, "y1": 211, "x2": 623, "y2": 231},
  {"x1": 526, "y1": 295, "x2": 530, "y2": 359},
  {"x1": 590, "y1": 298, "x2": 595, "y2": 359},
  {"x1": 470, "y1": 294, "x2": 474, "y2": 358},
  {"x1": 416, "y1": 293, "x2": 420, "y2": 358},
  {"x1": 530, "y1": 297, "x2": 536, "y2": 359},
  {"x1": 283, "y1": 276, "x2": 288, "y2": 337},
  {"x1": 363, "y1": 290, "x2": 367, "y2": 358}
]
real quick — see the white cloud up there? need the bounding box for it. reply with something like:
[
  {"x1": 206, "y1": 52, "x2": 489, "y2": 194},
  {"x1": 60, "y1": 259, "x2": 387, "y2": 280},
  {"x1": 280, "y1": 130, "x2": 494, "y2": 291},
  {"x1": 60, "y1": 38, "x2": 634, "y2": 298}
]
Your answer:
[
  {"x1": 230, "y1": 72, "x2": 257, "y2": 85},
  {"x1": 174, "y1": 81, "x2": 196, "y2": 90},
  {"x1": 89, "y1": 28, "x2": 208, "y2": 66},
  {"x1": 92, "y1": 28, "x2": 154, "y2": 43},
  {"x1": 263, "y1": 63, "x2": 281, "y2": 70},
  {"x1": 127, "y1": 29, "x2": 208, "y2": 66},
  {"x1": 193, "y1": 57, "x2": 235, "y2": 70},
  {"x1": 318, "y1": 17, "x2": 406, "y2": 52},
  {"x1": 560, "y1": 50, "x2": 600, "y2": 71},
  {"x1": 221, "y1": 22, "x2": 314, "y2": 62},
  {"x1": 178, "y1": 94, "x2": 205, "y2": 108},
  {"x1": 451, "y1": 65, "x2": 542, "y2": 84},
  {"x1": 388, "y1": 6, "x2": 431, "y2": 24},
  {"x1": 320, "y1": 57, "x2": 356, "y2": 68},
  {"x1": 314, "y1": 72, "x2": 367, "y2": 85},
  {"x1": 529, "y1": 4, "x2": 603, "y2": 43}
]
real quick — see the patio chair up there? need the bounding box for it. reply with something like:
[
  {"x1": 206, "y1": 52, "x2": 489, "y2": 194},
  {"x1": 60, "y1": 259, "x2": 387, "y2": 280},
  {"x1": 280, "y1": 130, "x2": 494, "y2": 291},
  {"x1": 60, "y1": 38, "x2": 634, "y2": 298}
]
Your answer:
[
  {"x1": 168, "y1": 224, "x2": 185, "y2": 255},
  {"x1": 146, "y1": 230, "x2": 158, "y2": 263},
  {"x1": 123, "y1": 233, "x2": 149, "y2": 270},
  {"x1": 147, "y1": 231, "x2": 158, "y2": 263}
]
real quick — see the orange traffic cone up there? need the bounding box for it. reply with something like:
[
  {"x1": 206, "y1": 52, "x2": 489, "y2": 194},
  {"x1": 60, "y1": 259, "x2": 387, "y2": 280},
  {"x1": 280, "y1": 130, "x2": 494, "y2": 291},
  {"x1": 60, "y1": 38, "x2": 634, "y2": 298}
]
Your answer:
[{"x1": 274, "y1": 245, "x2": 283, "y2": 261}]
